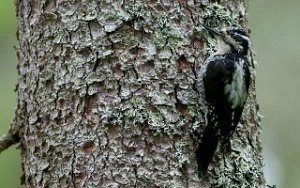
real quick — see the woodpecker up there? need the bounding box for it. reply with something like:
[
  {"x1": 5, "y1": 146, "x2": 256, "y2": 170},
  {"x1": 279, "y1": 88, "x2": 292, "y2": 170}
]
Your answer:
[{"x1": 196, "y1": 25, "x2": 251, "y2": 176}]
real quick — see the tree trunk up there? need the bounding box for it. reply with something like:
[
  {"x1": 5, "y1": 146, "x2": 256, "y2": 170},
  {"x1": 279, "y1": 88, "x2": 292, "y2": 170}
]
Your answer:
[{"x1": 9, "y1": 0, "x2": 265, "y2": 187}]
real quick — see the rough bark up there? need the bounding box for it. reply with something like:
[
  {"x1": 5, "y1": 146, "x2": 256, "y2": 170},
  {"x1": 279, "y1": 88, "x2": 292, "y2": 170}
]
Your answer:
[{"x1": 9, "y1": 0, "x2": 265, "y2": 187}]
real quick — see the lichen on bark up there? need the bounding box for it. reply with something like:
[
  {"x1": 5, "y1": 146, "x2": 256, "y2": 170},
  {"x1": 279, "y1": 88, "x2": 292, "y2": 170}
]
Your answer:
[{"x1": 11, "y1": 0, "x2": 265, "y2": 187}]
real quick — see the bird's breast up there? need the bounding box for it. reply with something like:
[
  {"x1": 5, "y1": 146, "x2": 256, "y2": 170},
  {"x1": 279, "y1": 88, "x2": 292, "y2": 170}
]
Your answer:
[{"x1": 223, "y1": 59, "x2": 248, "y2": 108}]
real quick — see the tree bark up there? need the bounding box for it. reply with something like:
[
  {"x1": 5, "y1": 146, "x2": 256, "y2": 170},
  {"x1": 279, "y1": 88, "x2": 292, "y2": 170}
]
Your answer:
[{"x1": 9, "y1": 0, "x2": 265, "y2": 187}]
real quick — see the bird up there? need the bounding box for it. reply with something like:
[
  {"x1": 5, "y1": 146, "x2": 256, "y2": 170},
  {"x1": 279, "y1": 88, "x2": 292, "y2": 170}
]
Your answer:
[{"x1": 196, "y1": 25, "x2": 251, "y2": 176}]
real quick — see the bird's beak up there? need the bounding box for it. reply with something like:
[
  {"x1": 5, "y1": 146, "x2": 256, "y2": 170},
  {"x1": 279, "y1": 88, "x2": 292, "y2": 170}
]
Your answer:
[{"x1": 202, "y1": 25, "x2": 225, "y2": 37}]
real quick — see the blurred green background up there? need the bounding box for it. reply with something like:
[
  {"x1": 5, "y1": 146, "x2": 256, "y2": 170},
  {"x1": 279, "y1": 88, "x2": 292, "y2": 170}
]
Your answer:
[
  {"x1": 0, "y1": 1, "x2": 23, "y2": 188},
  {"x1": 0, "y1": 0, "x2": 298, "y2": 187}
]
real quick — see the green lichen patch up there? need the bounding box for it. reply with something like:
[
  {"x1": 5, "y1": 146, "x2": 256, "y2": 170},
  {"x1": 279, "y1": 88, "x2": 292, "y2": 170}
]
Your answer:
[{"x1": 203, "y1": 3, "x2": 240, "y2": 27}]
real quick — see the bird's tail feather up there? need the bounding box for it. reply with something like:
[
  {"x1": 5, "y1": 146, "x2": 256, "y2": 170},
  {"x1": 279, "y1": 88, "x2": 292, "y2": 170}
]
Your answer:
[{"x1": 195, "y1": 123, "x2": 219, "y2": 177}]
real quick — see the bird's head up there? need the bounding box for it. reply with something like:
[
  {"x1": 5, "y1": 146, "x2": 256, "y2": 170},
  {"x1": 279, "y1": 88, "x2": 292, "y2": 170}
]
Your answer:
[{"x1": 203, "y1": 25, "x2": 250, "y2": 55}]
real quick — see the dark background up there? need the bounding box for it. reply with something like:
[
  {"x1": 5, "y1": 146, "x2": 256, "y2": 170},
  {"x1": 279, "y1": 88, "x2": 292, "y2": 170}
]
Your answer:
[{"x1": 0, "y1": 1, "x2": 296, "y2": 187}]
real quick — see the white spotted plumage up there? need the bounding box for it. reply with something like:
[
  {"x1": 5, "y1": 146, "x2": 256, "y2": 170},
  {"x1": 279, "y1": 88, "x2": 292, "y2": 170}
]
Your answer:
[
  {"x1": 196, "y1": 25, "x2": 252, "y2": 176},
  {"x1": 224, "y1": 58, "x2": 248, "y2": 108}
]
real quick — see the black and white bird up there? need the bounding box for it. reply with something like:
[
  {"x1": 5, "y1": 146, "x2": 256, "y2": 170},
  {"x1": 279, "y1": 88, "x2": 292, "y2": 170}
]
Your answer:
[{"x1": 196, "y1": 25, "x2": 251, "y2": 176}]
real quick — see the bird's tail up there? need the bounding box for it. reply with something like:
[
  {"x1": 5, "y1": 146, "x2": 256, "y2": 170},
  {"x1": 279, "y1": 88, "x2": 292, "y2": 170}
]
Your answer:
[{"x1": 195, "y1": 123, "x2": 219, "y2": 177}]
